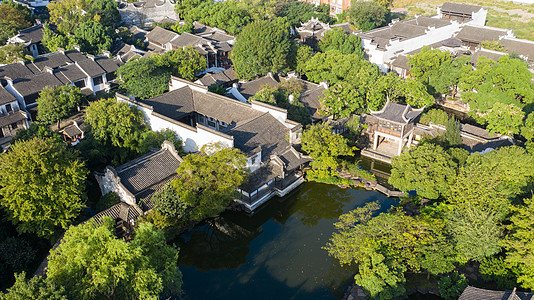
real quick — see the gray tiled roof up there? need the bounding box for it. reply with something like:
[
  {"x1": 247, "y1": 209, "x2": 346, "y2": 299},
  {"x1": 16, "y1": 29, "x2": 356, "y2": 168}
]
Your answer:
[
  {"x1": 56, "y1": 64, "x2": 86, "y2": 83},
  {"x1": 15, "y1": 24, "x2": 44, "y2": 43},
  {"x1": 13, "y1": 72, "x2": 63, "y2": 97},
  {"x1": 76, "y1": 59, "x2": 106, "y2": 77},
  {"x1": 143, "y1": 87, "x2": 195, "y2": 120},
  {"x1": 238, "y1": 74, "x2": 280, "y2": 99},
  {"x1": 370, "y1": 101, "x2": 423, "y2": 124},
  {"x1": 94, "y1": 56, "x2": 120, "y2": 74},
  {"x1": 0, "y1": 62, "x2": 34, "y2": 80},
  {"x1": 146, "y1": 26, "x2": 178, "y2": 46},
  {"x1": 193, "y1": 21, "x2": 214, "y2": 34},
  {"x1": 0, "y1": 85, "x2": 17, "y2": 106},
  {"x1": 194, "y1": 91, "x2": 263, "y2": 124},
  {"x1": 459, "y1": 286, "x2": 534, "y2": 300},
  {"x1": 299, "y1": 84, "x2": 326, "y2": 120},
  {"x1": 456, "y1": 25, "x2": 508, "y2": 44},
  {"x1": 30, "y1": 52, "x2": 72, "y2": 72},
  {"x1": 91, "y1": 202, "x2": 142, "y2": 226},
  {"x1": 65, "y1": 50, "x2": 87, "y2": 62},
  {"x1": 470, "y1": 49, "x2": 505, "y2": 64},
  {"x1": 239, "y1": 164, "x2": 280, "y2": 193},
  {"x1": 226, "y1": 112, "x2": 290, "y2": 160},
  {"x1": 200, "y1": 31, "x2": 235, "y2": 43},
  {"x1": 501, "y1": 38, "x2": 534, "y2": 62},
  {"x1": 197, "y1": 67, "x2": 237, "y2": 86},
  {"x1": 0, "y1": 110, "x2": 27, "y2": 128},
  {"x1": 278, "y1": 147, "x2": 311, "y2": 172},
  {"x1": 441, "y1": 2, "x2": 482, "y2": 15},
  {"x1": 170, "y1": 32, "x2": 204, "y2": 48},
  {"x1": 62, "y1": 123, "x2": 83, "y2": 138},
  {"x1": 116, "y1": 148, "x2": 181, "y2": 198}
]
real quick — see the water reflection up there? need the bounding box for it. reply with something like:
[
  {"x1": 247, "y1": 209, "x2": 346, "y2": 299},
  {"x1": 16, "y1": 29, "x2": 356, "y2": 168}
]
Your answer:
[{"x1": 176, "y1": 182, "x2": 396, "y2": 300}]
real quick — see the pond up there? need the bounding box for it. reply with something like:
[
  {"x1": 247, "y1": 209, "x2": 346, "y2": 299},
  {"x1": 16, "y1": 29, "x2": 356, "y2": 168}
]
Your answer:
[{"x1": 174, "y1": 182, "x2": 397, "y2": 300}]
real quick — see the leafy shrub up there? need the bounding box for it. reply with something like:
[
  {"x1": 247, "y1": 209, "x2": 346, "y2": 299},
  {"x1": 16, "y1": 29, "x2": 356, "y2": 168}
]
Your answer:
[
  {"x1": 438, "y1": 271, "x2": 468, "y2": 300},
  {"x1": 95, "y1": 192, "x2": 120, "y2": 212},
  {"x1": 419, "y1": 109, "x2": 449, "y2": 126}
]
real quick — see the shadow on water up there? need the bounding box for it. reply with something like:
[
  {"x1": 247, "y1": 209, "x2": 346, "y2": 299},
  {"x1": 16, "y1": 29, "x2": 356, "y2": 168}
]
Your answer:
[{"x1": 173, "y1": 182, "x2": 397, "y2": 300}]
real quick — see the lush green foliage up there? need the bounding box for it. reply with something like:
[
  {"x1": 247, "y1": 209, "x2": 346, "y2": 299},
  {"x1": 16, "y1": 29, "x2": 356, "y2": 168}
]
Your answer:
[
  {"x1": 0, "y1": 138, "x2": 87, "y2": 237},
  {"x1": 175, "y1": 0, "x2": 251, "y2": 35},
  {"x1": 37, "y1": 85, "x2": 84, "y2": 126},
  {"x1": 48, "y1": 0, "x2": 120, "y2": 34},
  {"x1": 301, "y1": 123, "x2": 354, "y2": 181},
  {"x1": 0, "y1": 44, "x2": 31, "y2": 64},
  {"x1": 13, "y1": 122, "x2": 61, "y2": 143},
  {"x1": 483, "y1": 102, "x2": 525, "y2": 136},
  {"x1": 366, "y1": 72, "x2": 434, "y2": 110},
  {"x1": 389, "y1": 143, "x2": 461, "y2": 199},
  {"x1": 343, "y1": 0, "x2": 388, "y2": 31},
  {"x1": 319, "y1": 81, "x2": 365, "y2": 119},
  {"x1": 249, "y1": 79, "x2": 311, "y2": 124},
  {"x1": 95, "y1": 192, "x2": 120, "y2": 212},
  {"x1": 0, "y1": 1, "x2": 33, "y2": 45},
  {"x1": 117, "y1": 48, "x2": 206, "y2": 99},
  {"x1": 170, "y1": 143, "x2": 248, "y2": 221},
  {"x1": 275, "y1": 1, "x2": 333, "y2": 27},
  {"x1": 152, "y1": 184, "x2": 189, "y2": 219},
  {"x1": 85, "y1": 98, "x2": 146, "y2": 150},
  {"x1": 73, "y1": 21, "x2": 113, "y2": 54},
  {"x1": 152, "y1": 22, "x2": 195, "y2": 35},
  {"x1": 438, "y1": 272, "x2": 468, "y2": 300},
  {"x1": 318, "y1": 27, "x2": 362, "y2": 55},
  {"x1": 231, "y1": 20, "x2": 294, "y2": 80},
  {"x1": 1, "y1": 272, "x2": 67, "y2": 300},
  {"x1": 47, "y1": 218, "x2": 182, "y2": 299},
  {"x1": 0, "y1": 238, "x2": 36, "y2": 276},
  {"x1": 326, "y1": 203, "x2": 456, "y2": 298},
  {"x1": 419, "y1": 108, "x2": 449, "y2": 125}
]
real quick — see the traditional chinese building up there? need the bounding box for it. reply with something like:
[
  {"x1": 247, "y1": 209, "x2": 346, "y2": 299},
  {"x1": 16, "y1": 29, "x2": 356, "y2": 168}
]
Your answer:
[{"x1": 369, "y1": 100, "x2": 424, "y2": 156}]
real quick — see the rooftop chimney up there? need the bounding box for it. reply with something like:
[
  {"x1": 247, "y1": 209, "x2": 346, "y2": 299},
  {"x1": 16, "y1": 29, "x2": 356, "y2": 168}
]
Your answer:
[
  {"x1": 43, "y1": 66, "x2": 54, "y2": 74},
  {"x1": 102, "y1": 50, "x2": 111, "y2": 58}
]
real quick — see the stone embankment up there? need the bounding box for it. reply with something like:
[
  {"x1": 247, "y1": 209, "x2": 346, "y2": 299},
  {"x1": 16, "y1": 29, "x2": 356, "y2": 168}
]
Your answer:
[
  {"x1": 342, "y1": 285, "x2": 366, "y2": 300},
  {"x1": 337, "y1": 169, "x2": 404, "y2": 198}
]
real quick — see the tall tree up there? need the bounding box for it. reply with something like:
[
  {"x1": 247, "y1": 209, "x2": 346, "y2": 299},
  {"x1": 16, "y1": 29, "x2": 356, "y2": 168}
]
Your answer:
[
  {"x1": 231, "y1": 19, "x2": 294, "y2": 80},
  {"x1": 319, "y1": 81, "x2": 366, "y2": 119},
  {"x1": 171, "y1": 143, "x2": 248, "y2": 221},
  {"x1": 301, "y1": 123, "x2": 354, "y2": 180},
  {"x1": 47, "y1": 218, "x2": 182, "y2": 299},
  {"x1": 389, "y1": 143, "x2": 459, "y2": 199},
  {"x1": 482, "y1": 102, "x2": 525, "y2": 136},
  {"x1": 37, "y1": 85, "x2": 84, "y2": 128},
  {"x1": 0, "y1": 138, "x2": 87, "y2": 237},
  {"x1": 318, "y1": 27, "x2": 362, "y2": 56},
  {"x1": 153, "y1": 47, "x2": 207, "y2": 82},
  {"x1": 1, "y1": 272, "x2": 67, "y2": 300},
  {"x1": 0, "y1": 1, "x2": 33, "y2": 45},
  {"x1": 73, "y1": 21, "x2": 113, "y2": 54},
  {"x1": 345, "y1": 0, "x2": 388, "y2": 31},
  {"x1": 85, "y1": 98, "x2": 146, "y2": 150},
  {"x1": 117, "y1": 57, "x2": 171, "y2": 99},
  {"x1": 504, "y1": 196, "x2": 534, "y2": 290},
  {"x1": 0, "y1": 44, "x2": 30, "y2": 64}
]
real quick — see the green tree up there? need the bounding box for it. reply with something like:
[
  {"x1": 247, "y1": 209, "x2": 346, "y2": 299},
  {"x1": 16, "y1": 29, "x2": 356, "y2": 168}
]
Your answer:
[
  {"x1": 480, "y1": 40, "x2": 506, "y2": 52},
  {"x1": 153, "y1": 47, "x2": 207, "y2": 81},
  {"x1": 42, "y1": 23, "x2": 78, "y2": 53},
  {"x1": 37, "y1": 85, "x2": 84, "y2": 128},
  {"x1": 137, "y1": 129, "x2": 184, "y2": 155},
  {"x1": 438, "y1": 271, "x2": 468, "y2": 300},
  {"x1": 13, "y1": 122, "x2": 61, "y2": 143},
  {"x1": 389, "y1": 143, "x2": 458, "y2": 199},
  {"x1": 446, "y1": 206, "x2": 503, "y2": 262},
  {"x1": 482, "y1": 102, "x2": 525, "y2": 136},
  {"x1": 419, "y1": 108, "x2": 449, "y2": 125},
  {"x1": 301, "y1": 123, "x2": 354, "y2": 181},
  {"x1": 117, "y1": 57, "x2": 171, "y2": 99},
  {"x1": 275, "y1": 1, "x2": 334, "y2": 27},
  {"x1": 295, "y1": 44, "x2": 314, "y2": 76},
  {"x1": 48, "y1": 0, "x2": 120, "y2": 34},
  {"x1": 444, "y1": 117, "x2": 462, "y2": 146},
  {"x1": 231, "y1": 19, "x2": 294, "y2": 80},
  {"x1": 208, "y1": 83, "x2": 227, "y2": 95},
  {"x1": 459, "y1": 55, "x2": 534, "y2": 119},
  {"x1": 319, "y1": 81, "x2": 365, "y2": 118},
  {"x1": 326, "y1": 206, "x2": 453, "y2": 298},
  {"x1": 522, "y1": 113, "x2": 534, "y2": 152},
  {"x1": 0, "y1": 1, "x2": 33, "y2": 45},
  {"x1": 1, "y1": 272, "x2": 67, "y2": 300},
  {"x1": 345, "y1": 0, "x2": 388, "y2": 31},
  {"x1": 85, "y1": 98, "x2": 146, "y2": 150},
  {"x1": 73, "y1": 21, "x2": 113, "y2": 54},
  {"x1": 318, "y1": 27, "x2": 362, "y2": 56},
  {"x1": 504, "y1": 196, "x2": 534, "y2": 290},
  {"x1": 171, "y1": 143, "x2": 248, "y2": 221},
  {"x1": 152, "y1": 184, "x2": 189, "y2": 219},
  {"x1": 0, "y1": 44, "x2": 31, "y2": 64},
  {"x1": 47, "y1": 218, "x2": 182, "y2": 299},
  {"x1": 0, "y1": 237, "x2": 36, "y2": 275},
  {"x1": 0, "y1": 138, "x2": 87, "y2": 237}
]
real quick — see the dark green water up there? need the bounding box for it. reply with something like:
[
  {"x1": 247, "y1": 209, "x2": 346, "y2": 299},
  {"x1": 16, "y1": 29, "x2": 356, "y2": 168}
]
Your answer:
[{"x1": 175, "y1": 182, "x2": 397, "y2": 300}]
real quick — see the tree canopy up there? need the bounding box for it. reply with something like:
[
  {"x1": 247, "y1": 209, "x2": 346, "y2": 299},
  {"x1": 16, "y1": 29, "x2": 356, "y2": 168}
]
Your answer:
[
  {"x1": 0, "y1": 1, "x2": 33, "y2": 45},
  {"x1": 170, "y1": 143, "x2": 248, "y2": 221},
  {"x1": 85, "y1": 98, "x2": 146, "y2": 150},
  {"x1": 0, "y1": 138, "x2": 87, "y2": 237},
  {"x1": 0, "y1": 44, "x2": 31, "y2": 65},
  {"x1": 117, "y1": 48, "x2": 206, "y2": 99},
  {"x1": 318, "y1": 27, "x2": 362, "y2": 56},
  {"x1": 37, "y1": 85, "x2": 84, "y2": 127},
  {"x1": 46, "y1": 218, "x2": 182, "y2": 299},
  {"x1": 343, "y1": 0, "x2": 389, "y2": 31},
  {"x1": 231, "y1": 19, "x2": 295, "y2": 80}
]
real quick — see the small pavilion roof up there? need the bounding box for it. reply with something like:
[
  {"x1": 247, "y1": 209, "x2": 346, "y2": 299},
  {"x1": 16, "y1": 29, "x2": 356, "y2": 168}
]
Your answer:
[{"x1": 369, "y1": 100, "x2": 424, "y2": 124}]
